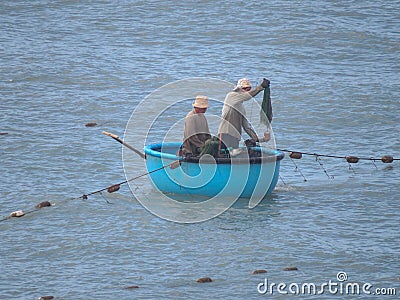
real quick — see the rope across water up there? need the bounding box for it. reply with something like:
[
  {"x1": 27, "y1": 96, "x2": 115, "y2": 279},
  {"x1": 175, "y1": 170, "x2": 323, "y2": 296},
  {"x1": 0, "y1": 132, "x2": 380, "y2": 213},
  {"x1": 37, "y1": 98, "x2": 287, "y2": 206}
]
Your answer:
[
  {"x1": 1, "y1": 147, "x2": 397, "y2": 222},
  {"x1": 277, "y1": 148, "x2": 398, "y2": 163},
  {"x1": 0, "y1": 161, "x2": 180, "y2": 223}
]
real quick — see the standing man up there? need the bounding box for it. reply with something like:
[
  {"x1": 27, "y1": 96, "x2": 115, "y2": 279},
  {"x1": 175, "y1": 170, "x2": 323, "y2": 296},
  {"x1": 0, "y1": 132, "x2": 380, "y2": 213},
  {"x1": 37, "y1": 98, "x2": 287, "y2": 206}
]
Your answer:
[
  {"x1": 181, "y1": 95, "x2": 211, "y2": 157},
  {"x1": 218, "y1": 78, "x2": 270, "y2": 149}
]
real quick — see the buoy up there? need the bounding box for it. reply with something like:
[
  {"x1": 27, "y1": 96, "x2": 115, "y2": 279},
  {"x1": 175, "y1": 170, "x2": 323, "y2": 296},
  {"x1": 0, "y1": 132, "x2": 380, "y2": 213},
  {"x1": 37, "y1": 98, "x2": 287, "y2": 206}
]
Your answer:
[
  {"x1": 289, "y1": 152, "x2": 302, "y2": 159},
  {"x1": 283, "y1": 267, "x2": 298, "y2": 271},
  {"x1": 381, "y1": 155, "x2": 394, "y2": 163},
  {"x1": 125, "y1": 285, "x2": 139, "y2": 289},
  {"x1": 107, "y1": 184, "x2": 120, "y2": 193},
  {"x1": 197, "y1": 277, "x2": 212, "y2": 283},
  {"x1": 85, "y1": 122, "x2": 97, "y2": 127},
  {"x1": 346, "y1": 156, "x2": 359, "y2": 163},
  {"x1": 36, "y1": 201, "x2": 51, "y2": 208},
  {"x1": 10, "y1": 210, "x2": 25, "y2": 217},
  {"x1": 38, "y1": 296, "x2": 54, "y2": 300},
  {"x1": 252, "y1": 269, "x2": 267, "y2": 274},
  {"x1": 82, "y1": 194, "x2": 88, "y2": 200}
]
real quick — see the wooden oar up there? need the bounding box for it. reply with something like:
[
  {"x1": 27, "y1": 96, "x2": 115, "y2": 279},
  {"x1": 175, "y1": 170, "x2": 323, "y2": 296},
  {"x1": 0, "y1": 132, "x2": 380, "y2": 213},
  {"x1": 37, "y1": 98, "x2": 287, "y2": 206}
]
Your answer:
[{"x1": 102, "y1": 131, "x2": 146, "y2": 159}]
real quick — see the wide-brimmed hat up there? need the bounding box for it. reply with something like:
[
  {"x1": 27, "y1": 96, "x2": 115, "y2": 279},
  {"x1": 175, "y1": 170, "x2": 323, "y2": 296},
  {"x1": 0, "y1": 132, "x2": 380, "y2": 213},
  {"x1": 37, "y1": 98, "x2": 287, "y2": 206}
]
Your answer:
[
  {"x1": 192, "y1": 95, "x2": 209, "y2": 108},
  {"x1": 234, "y1": 78, "x2": 251, "y2": 90}
]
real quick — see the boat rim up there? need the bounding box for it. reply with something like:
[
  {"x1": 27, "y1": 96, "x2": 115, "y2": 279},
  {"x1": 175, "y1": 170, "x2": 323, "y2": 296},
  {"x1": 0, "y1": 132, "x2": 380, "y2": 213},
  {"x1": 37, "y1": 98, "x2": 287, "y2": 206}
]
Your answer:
[{"x1": 144, "y1": 142, "x2": 284, "y2": 164}]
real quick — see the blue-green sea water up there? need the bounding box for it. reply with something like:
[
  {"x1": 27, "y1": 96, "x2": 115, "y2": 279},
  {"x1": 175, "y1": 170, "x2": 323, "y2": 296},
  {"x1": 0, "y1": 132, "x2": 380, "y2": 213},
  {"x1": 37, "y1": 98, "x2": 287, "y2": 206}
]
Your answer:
[{"x1": 1, "y1": 1, "x2": 399, "y2": 299}]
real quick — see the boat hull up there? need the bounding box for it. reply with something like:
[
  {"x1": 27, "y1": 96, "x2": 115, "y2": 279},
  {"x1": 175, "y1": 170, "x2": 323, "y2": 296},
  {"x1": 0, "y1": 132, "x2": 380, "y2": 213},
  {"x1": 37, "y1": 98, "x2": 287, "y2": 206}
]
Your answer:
[{"x1": 144, "y1": 142, "x2": 284, "y2": 199}]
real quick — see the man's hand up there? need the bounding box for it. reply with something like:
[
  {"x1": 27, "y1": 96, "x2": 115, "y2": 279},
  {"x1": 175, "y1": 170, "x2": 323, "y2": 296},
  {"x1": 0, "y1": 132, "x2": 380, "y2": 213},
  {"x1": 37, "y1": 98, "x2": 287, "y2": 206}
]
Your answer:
[
  {"x1": 261, "y1": 78, "x2": 270, "y2": 88},
  {"x1": 258, "y1": 131, "x2": 271, "y2": 142}
]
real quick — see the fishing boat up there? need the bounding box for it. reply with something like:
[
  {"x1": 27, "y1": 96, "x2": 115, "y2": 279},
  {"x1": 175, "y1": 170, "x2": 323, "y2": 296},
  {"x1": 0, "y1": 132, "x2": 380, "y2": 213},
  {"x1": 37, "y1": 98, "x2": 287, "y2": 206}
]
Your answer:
[{"x1": 144, "y1": 142, "x2": 284, "y2": 199}]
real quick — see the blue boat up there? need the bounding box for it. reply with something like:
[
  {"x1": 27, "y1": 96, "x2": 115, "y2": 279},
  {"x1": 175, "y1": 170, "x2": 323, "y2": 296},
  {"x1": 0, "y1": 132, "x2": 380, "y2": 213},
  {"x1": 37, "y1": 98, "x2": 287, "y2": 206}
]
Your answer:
[{"x1": 144, "y1": 142, "x2": 284, "y2": 200}]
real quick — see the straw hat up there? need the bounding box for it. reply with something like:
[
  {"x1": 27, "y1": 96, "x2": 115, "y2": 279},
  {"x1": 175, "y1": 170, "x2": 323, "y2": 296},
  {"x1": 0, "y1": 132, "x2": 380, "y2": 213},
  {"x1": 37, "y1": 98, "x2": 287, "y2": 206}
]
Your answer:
[
  {"x1": 192, "y1": 95, "x2": 209, "y2": 108},
  {"x1": 234, "y1": 78, "x2": 251, "y2": 90}
]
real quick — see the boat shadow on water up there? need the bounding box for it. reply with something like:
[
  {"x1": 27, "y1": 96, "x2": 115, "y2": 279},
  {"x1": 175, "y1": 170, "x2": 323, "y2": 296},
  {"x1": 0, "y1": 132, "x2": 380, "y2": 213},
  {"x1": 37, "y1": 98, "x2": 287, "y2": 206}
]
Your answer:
[{"x1": 152, "y1": 190, "x2": 281, "y2": 210}]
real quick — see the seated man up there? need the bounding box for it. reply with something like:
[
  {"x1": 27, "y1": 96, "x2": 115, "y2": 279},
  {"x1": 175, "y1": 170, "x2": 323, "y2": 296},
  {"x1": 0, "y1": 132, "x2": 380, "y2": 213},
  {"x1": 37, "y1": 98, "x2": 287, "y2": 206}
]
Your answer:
[{"x1": 181, "y1": 95, "x2": 211, "y2": 157}]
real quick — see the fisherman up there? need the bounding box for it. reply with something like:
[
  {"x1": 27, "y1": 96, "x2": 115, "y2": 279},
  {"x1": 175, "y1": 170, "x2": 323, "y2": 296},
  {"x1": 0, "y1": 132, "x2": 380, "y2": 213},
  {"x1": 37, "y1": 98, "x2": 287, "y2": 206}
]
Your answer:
[
  {"x1": 181, "y1": 95, "x2": 211, "y2": 157},
  {"x1": 218, "y1": 78, "x2": 271, "y2": 149}
]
